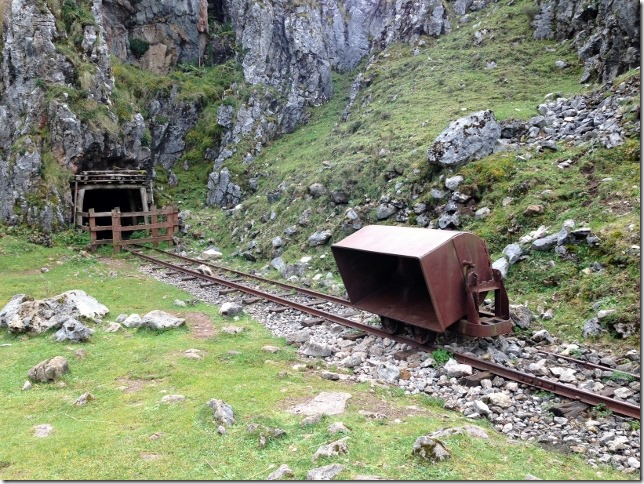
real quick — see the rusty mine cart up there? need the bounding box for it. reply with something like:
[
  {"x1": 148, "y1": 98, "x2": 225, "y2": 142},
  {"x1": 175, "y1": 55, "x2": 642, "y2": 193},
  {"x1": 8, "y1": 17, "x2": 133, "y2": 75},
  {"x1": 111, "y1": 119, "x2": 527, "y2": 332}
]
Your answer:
[{"x1": 331, "y1": 225, "x2": 513, "y2": 344}]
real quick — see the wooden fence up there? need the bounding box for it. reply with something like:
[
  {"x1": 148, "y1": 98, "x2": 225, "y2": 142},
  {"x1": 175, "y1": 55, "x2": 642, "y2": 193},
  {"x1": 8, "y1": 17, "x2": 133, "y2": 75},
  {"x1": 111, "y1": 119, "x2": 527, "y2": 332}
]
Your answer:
[{"x1": 87, "y1": 205, "x2": 179, "y2": 253}]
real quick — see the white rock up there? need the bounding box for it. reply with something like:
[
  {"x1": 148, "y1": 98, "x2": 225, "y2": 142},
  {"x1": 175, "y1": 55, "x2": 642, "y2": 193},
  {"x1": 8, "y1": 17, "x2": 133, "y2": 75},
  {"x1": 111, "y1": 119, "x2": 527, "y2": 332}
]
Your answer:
[
  {"x1": 161, "y1": 394, "x2": 186, "y2": 404},
  {"x1": 220, "y1": 302, "x2": 243, "y2": 316},
  {"x1": 201, "y1": 249, "x2": 223, "y2": 260},
  {"x1": 141, "y1": 310, "x2": 185, "y2": 330},
  {"x1": 443, "y1": 358, "x2": 472, "y2": 377},
  {"x1": 122, "y1": 314, "x2": 143, "y2": 328},
  {"x1": 485, "y1": 392, "x2": 513, "y2": 408}
]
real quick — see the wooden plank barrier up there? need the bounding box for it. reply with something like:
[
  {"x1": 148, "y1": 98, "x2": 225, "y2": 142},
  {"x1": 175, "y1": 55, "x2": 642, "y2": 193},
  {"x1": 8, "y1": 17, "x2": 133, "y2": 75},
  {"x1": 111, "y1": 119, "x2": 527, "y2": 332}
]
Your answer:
[{"x1": 87, "y1": 205, "x2": 178, "y2": 253}]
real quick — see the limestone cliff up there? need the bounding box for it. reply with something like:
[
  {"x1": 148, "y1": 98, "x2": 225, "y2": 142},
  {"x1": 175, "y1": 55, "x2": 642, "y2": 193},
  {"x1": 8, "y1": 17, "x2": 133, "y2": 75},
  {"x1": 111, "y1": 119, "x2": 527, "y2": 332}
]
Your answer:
[{"x1": 0, "y1": 0, "x2": 640, "y2": 230}]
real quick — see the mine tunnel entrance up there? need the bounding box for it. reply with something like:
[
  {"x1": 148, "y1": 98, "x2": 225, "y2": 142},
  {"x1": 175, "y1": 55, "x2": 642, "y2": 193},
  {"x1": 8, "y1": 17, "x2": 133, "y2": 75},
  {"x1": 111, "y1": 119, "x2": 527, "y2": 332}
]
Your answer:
[{"x1": 73, "y1": 170, "x2": 154, "y2": 240}]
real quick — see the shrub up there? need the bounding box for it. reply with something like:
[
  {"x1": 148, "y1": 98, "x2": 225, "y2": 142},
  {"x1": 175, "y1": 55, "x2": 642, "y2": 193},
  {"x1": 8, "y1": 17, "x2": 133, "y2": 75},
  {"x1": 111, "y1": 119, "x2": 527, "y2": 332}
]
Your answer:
[{"x1": 129, "y1": 38, "x2": 150, "y2": 58}]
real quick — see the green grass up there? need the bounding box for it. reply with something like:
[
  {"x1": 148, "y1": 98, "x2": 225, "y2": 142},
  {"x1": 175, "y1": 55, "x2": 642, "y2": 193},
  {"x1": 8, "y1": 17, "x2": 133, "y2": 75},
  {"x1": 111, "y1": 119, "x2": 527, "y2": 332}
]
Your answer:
[{"x1": 0, "y1": 234, "x2": 633, "y2": 480}]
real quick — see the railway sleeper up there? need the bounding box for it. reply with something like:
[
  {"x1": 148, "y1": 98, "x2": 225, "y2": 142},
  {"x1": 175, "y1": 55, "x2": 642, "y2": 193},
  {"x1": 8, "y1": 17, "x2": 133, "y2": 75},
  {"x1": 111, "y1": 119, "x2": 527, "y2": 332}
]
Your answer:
[
  {"x1": 242, "y1": 296, "x2": 262, "y2": 305},
  {"x1": 302, "y1": 318, "x2": 325, "y2": 327},
  {"x1": 268, "y1": 306, "x2": 289, "y2": 313}
]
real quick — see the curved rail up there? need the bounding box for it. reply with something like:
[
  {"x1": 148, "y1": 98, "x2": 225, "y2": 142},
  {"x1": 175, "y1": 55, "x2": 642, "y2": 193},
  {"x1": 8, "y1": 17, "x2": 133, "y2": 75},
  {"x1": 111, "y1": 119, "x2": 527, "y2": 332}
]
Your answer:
[{"x1": 126, "y1": 245, "x2": 640, "y2": 420}]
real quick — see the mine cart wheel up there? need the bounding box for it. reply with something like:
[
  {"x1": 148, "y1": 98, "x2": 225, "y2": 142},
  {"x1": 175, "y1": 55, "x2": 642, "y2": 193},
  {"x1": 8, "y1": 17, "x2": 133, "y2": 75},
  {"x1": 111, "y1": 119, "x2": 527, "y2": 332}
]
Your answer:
[
  {"x1": 380, "y1": 317, "x2": 402, "y2": 335},
  {"x1": 409, "y1": 326, "x2": 437, "y2": 345}
]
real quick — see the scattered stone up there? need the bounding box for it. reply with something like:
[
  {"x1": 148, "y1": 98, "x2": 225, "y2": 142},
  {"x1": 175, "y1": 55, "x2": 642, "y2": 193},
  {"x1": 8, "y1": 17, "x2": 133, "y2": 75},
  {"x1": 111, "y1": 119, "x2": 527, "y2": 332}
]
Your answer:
[
  {"x1": 301, "y1": 415, "x2": 322, "y2": 426},
  {"x1": 74, "y1": 392, "x2": 95, "y2": 406},
  {"x1": 183, "y1": 348, "x2": 204, "y2": 360},
  {"x1": 141, "y1": 310, "x2": 185, "y2": 330},
  {"x1": 267, "y1": 464, "x2": 294, "y2": 480},
  {"x1": 443, "y1": 358, "x2": 472, "y2": 378},
  {"x1": 509, "y1": 305, "x2": 533, "y2": 329},
  {"x1": 122, "y1": 314, "x2": 143, "y2": 328},
  {"x1": 427, "y1": 110, "x2": 501, "y2": 168},
  {"x1": 299, "y1": 341, "x2": 333, "y2": 357},
  {"x1": 524, "y1": 204, "x2": 544, "y2": 216},
  {"x1": 174, "y1": 299, "x2": 187, "y2": 307},
  {"x1": 306, "y1": 463, "x2": 344, "y2": 480},
  {"x1": 217, "y1": 425, "x2": 226, "y2": 435},
  {"x1": 375, "y1": 362, "x2": 400, "y2": 382},
  {"x1": 531, "y1": 329, "x2": 554, "y2": 343},
  {"x1": 262, "y1": 345, "x2": 281, "y2": 353},
  {"x1": 222, "y1": 326, "x2": 244, "y2": 334},
  {"x1": 321, "y1": 371, "x2": 340, "y2": 381},
  {"x1": 54, "y1": 318, "x2": 94, "y2": 343},
  {"x1": 313, "y1": 437, "x2": 349, "y2": 460},
  {"x1": 75, "y1": 348, "x2": 87, "y2": 359},
  {"x1": 201, "y1": 248, "x2": 223, "y2": 260},
  {"x1": 475, "y1": 207, "x2": 491, "y2": 219},
  {"x1": 412, "y1": 436, "x2": 450, "y2": 461},
  {"x1": 0, "y1": 290, "x2": 108, "y2": 334},
  {"x1": 207, "y1": 399, "x2": 235, "y2": 426},
  {"x1": 105, "y1": 322, "x2": 122, "y2": 332},
  {"x1": 309, "y1": 183, "x2": 327, "y2": 198},
  {"x1": 492, "y1": 257, "x2": 509, "y2": 278},
  {"x1": 220, "y1": 302, "x2": 243, "y2": 316},
  {"x1": 33, "y1": 424, "x2": 54, "y2": 438},
  {"x1": 502, "y1": 244, "x2": 523, "y2": 264},
  {"x1": 328, "y1": 422, "x2": 350, "y2": 434},
  {"x1": 308, "y1": 230, "x2": 332, "y2": 247},
  {"x1": 161, "y1": 394, "x2": 186, "y2": 404},
  {"x1": 582, "y1": 318, "x2": 603, "y2": 339},
  {"x1": 286, "y1": 328, "x2": 312, "y2": 344},
  {"x1": 197, "y1": 264, "x2": 214, "y2": 276},
  {"x1": 22, "y1": 380, "x2": 32, "y2": 391},
  {"x1": 485, "y1": 392, "x2": 512, "y2": 408},
  {"x1": 28, "y1": 356, "x2": 69, "y2": 383}
]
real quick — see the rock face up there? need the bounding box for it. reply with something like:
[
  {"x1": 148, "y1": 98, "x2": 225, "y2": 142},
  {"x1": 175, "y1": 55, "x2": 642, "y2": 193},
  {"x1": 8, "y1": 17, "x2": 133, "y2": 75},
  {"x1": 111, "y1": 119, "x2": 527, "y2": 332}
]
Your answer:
[
  {"x1": 0, "y1": 0, "x2": 200, "y2": 230},
  {"x1": 206, "y1": 0, "x2": 453, "y2": 206},
  {"x1": 531, "y1": 0, "x2": 640, "y2": 83},
  {"x1": 1, "y1": 0, "x2": 639, "y2": 228},
  {"x1": 101, "y1": 0, "x2": 209, "y2": 73}
]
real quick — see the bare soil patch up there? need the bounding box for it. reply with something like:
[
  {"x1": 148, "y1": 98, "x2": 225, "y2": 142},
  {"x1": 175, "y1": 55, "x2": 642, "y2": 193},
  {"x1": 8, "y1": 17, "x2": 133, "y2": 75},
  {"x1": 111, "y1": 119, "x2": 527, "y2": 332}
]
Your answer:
[
  {"x1": 116, "y1": 377, "x2": 149, "y2": 393},
  {"x1": 184, "y1": 312, "x2": 216, "y2": 339}
]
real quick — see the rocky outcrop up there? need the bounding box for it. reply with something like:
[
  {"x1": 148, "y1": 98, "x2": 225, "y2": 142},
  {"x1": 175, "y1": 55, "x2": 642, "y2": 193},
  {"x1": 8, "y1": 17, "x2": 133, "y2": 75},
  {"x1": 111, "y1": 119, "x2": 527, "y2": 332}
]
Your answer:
[
  {"x1": 206, "y1": 0, "x2": 452, "y2": 206},
  {"x1": 100, "y1": 0, "x2": 209, "y2": 73},
  {"x1": 531, "y1": 0, "x2": 640, "y2": 83},
  {"x1": 0, "y1": 0, "x2": 209, "y2": 229}
]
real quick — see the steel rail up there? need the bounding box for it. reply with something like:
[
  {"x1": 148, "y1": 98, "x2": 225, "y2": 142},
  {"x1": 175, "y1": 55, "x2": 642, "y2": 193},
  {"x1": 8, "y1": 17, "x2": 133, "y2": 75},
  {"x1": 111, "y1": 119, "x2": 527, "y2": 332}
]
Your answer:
[
  {"x1": 536, "y1": 349, "x2": 640, "y2": 381},
  {"x1": 132, "y1": 244, "x2": 351, "y2": 306},
  {"x1": 126, "y1": 247, "x2": 396, "y2": 339},
  {"x1": 126, "y1": 247, "x2": 641, "y2": 420},
  {"x1": 445, "y1": 349, "x2": 641, "y2": 420}
]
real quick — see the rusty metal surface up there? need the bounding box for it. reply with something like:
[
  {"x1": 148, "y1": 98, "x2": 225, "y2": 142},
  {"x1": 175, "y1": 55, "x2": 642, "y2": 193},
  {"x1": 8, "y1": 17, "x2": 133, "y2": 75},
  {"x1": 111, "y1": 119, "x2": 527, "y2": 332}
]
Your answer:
[{"x1": 332, "y1": 225, "x2": 508, "y2": 333}]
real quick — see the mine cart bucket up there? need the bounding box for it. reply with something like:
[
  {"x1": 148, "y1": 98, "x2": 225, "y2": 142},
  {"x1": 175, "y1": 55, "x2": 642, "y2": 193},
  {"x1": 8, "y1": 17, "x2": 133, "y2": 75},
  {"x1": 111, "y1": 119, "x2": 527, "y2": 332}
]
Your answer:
[{"x1": 331, "y1": 225, "x2": 512, "y2": 337}]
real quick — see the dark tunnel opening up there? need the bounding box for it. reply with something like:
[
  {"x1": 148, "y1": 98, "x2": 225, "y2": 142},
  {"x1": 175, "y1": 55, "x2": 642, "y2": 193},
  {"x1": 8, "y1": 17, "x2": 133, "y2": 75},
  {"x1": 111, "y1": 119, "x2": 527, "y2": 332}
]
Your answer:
[{"x1": 82, "y1": 188, "x2": 143, "y2": 239}]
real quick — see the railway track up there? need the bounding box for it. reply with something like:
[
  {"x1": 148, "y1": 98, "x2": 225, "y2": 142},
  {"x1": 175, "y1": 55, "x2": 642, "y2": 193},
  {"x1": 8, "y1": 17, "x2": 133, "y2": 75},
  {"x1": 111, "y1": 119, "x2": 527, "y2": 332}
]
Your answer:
[{"x1": 126, "y1": 244, "x2": 640, "y2": 420}]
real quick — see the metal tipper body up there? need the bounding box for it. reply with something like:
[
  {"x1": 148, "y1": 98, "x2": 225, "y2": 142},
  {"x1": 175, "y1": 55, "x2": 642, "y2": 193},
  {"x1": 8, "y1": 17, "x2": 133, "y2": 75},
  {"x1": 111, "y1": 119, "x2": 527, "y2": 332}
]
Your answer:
[{"x1": 331, "y1": 225, "x2": 512, "y2": 337}]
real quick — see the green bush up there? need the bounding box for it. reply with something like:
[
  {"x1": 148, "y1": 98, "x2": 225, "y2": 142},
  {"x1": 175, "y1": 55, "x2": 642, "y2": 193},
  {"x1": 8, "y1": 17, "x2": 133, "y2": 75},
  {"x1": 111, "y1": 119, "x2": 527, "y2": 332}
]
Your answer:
[{"x1": 129, "y1": 38, "x2": 150, "y2": 58}]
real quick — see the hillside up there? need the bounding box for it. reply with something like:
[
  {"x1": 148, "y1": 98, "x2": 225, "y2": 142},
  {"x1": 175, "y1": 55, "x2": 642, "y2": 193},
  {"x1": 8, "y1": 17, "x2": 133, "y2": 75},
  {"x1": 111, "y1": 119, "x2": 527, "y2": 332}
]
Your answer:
[{"x1": 155, "y1": 0, "x2": 641, "y2": 347}]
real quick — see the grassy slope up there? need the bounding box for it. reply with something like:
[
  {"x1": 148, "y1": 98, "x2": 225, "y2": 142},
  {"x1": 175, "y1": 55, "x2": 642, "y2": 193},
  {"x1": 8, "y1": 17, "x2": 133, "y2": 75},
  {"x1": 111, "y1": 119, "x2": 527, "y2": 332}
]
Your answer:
[
  {"x1": 176, "y1": 0, "x2": 639, "y2": 346},
  {"x1": 0, "y1": 235, "x2": 632, "y2": 480}
]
